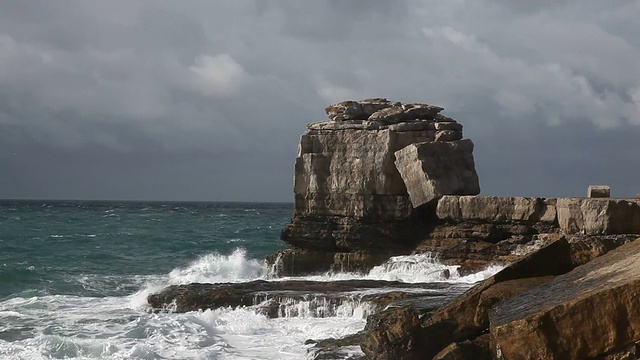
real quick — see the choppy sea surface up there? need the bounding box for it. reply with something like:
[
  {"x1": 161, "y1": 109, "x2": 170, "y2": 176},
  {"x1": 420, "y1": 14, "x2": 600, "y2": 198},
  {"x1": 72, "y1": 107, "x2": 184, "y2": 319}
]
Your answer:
[{"x1": 0, "y1": 201, "x2": 499, "y2": 360}]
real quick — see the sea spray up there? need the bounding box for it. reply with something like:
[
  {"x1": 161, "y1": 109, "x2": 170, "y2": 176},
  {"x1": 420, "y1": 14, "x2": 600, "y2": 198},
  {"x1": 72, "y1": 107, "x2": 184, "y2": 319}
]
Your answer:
[
  {"x1": 367, "y1": 252, "x2": 458, "y2": 282},
  {"x1": 167, "y1": 248, "x2": 268, "y2": 284}
]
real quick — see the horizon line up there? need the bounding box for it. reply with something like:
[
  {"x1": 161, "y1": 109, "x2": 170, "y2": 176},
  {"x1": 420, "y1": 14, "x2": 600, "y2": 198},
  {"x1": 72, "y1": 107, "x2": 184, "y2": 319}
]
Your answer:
[{"x1": 0, "y1": 198, "x2": 294, "y2": 204}]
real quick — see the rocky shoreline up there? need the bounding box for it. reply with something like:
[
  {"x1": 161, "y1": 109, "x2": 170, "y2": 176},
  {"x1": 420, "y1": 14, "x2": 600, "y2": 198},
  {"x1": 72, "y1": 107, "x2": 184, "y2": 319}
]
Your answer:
[{"x1": 148, "y1": 99, "x2": 640, "y2": 359}]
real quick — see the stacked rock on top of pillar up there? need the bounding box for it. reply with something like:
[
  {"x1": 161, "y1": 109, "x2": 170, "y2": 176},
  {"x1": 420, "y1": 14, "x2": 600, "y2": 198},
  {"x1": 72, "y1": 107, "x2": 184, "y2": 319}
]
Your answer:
[{"x1": 272, "y1": 99, "x2": 482, "y2": 276}]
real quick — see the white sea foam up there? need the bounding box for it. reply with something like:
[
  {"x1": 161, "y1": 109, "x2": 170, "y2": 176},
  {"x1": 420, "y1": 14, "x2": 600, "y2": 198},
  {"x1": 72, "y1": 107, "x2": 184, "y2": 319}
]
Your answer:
[
  {"x1": 0, "y1": 248, "x2": 503, "y2": 359},
  {"x1": 367, "y1": 253, "x2": 459, "y2": 282},
  {"x1": 273, "y1": 252, "x2": 502, "y2": 284},
  {"x1": 0, "y1": 293, "x2": 367, "y2": 360},
  {"x1": 167, "y1": 248, "x2": 267, "y2": 284}
]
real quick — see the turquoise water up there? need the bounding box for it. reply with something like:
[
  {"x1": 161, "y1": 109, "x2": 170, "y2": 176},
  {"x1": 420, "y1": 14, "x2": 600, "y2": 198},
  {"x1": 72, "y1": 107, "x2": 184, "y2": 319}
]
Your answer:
[
  {"x1": 0, "y1": 201, "x2": 290, "y2": 299},
  {"x1": 0, "y1": 200, "x2": 496, "y2": 359}
]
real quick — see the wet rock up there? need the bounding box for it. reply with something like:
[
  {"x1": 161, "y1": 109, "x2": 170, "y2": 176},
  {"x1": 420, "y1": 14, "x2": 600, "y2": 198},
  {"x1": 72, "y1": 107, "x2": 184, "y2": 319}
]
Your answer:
[
  {"x1": 307, "y1": 332, "x2": 365, "y2": 360},
  {"x1": 419, "y1": 240, "x2": 573, "y2": 355},
  {"x1": 360, "y1": 306, "x2": 423, "y2": 360},
  {"x1": 474, "y1": 276, "x2": 555, "y2": 328},
  {"x1": 394, "y1": 139, "x2": 480, "y2": 207},
  {"x1": 266, "y1": 248, "x2": 336, "y2": 276},
  {"x1": 359, "y1": 286, "x2": 470, "y2": 360},
  {"x1": 433, "y1": 334, "x2": 492, "y2": 360},
  {"x1": 361, "y1": 239, "x2": 575, "y2": 359},
  {"x1": 491, "y1": 237, "x2": 640, "y2": 360},
  {"x1": 255, "y1": 299, "x2": 280, "y2": 318},
  {"x1": 147, "y1": 279, "x2": 446, "y2": 313}
]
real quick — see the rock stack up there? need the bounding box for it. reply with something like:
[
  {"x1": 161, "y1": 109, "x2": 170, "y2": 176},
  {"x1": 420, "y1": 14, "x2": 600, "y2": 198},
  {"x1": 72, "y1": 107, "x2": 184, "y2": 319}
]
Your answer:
[{"x1": 268, "y1": 99, "x2": 481, "y2": 275}]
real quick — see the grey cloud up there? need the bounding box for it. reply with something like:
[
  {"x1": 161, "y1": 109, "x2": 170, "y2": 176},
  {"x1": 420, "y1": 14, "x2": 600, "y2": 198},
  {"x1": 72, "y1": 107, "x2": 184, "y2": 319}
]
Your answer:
[{"x1": 0, "y1": 0, "x2": 639, "y2": 201}]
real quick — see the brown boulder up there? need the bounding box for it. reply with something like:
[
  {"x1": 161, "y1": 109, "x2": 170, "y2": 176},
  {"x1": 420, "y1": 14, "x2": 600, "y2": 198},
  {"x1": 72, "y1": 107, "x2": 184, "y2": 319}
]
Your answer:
[
  {"x1": 361, "y1": 238, "x2": 574, "y2": 359},
  {"x1": 490, "y1": 237, "x2": 640, "y2": 360},
  {"x1": 474, "y1": 276, "x2": 555, "y2": 328},
  {"x1": 360, "y1": 307, "x2": 423, "y2": 360},
  {"x1": 419, "y1": 238, "x2": 573, "y2": 356},
  {"x1": 433, "y1": 334, "x2": 492, "y2": 360}
]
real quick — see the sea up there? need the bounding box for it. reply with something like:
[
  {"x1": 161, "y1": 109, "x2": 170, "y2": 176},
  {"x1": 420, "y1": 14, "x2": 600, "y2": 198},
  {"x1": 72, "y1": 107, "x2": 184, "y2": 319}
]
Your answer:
[{"x1": 0, "y1": 201, "x2": 500, "y2": 360}]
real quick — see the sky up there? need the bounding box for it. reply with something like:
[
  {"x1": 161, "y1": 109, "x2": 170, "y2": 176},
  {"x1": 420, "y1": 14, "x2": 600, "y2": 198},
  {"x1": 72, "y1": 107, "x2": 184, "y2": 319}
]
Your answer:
[{"x1": 1, "y1": 0, "x2": 639, "y2": 202}]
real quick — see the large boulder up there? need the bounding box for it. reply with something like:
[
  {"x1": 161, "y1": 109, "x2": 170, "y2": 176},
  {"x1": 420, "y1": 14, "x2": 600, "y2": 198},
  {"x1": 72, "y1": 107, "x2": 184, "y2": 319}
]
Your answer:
[
  {"x1": 361, "y1": 238, "x2": 575, "y2": 359},
  {"x1": 491, "y1": 237, "x2": 640, "y2": 359},
  {"x1": 360, "y1": 306, "x2": 423, "y2": 360},
  {"x1": 394, "y1": 140, "x2": 480, "y2": 207},
  {"x1": 556, "y1": 198, "x2": 640, "y2": 234},
  {"x1": 437, "y1": 196, "x2": 557, "y2": 224}
]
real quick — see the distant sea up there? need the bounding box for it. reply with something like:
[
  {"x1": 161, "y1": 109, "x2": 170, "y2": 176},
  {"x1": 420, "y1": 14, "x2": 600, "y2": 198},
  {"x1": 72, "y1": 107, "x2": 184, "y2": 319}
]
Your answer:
[{"x1": 0, "y1": 200, "x2": 497, "y2": 359}]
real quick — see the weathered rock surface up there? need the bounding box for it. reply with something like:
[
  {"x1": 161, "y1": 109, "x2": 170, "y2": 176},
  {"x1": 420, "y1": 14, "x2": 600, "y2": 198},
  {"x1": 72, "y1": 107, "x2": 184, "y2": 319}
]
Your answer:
[
  {"x1": 566, "y1": 234, "x2": 638, "y2": 266},
  {"x1": 490, "y1": 237, "x2": 640, "y2": 360},
  {"x1": 394, "y1": 140, "x2": 480, "y2": 207},
  {"x1": 588, "y1": 185, "x2": 611, "y2": 198},
  {"x1": 368, "y1": 103, "x2": 444, "y2": 124},
  {"x1": 361, "y1": 239, "x2": 575, "y2": 359},
  {"x1": 593, "y1": 342, "x2": 640, "y2": 360},
  {"x1": 324, "y1": 98, "x2": 444, "y2": 124},
  {"x1": 433, "y1": 334, "x2": 492, "y2": 360},
  {"x1": 271, "y1": 99, "x2": 475, "y2": 276},
  {"x1": 556, "y1": 198, "x2": 640, "y2": 234},
  {"x1": 360, "y1": 306, "x2": 423, "y2": 360},
  {"x1": 437, "y1": 196, "x2": 557, "y2": 224},
  {"x1": 306, "y1": 332, "x2": 366, "y2": 360},
  {"x1": 266, "y1": 248, "x2": 407, "y2": 276},
  {"x1": 325, "y1": 98, "x2": 398, "y2": 122},
  {"x1": 147, "y1": 279, "x2": 452, "y2": 314},
  {"x1": 414, "y1": 196, "x2": 562, "y2": 274},
  {"x1": 358, "y1": 231, "x2": 640, "y2": 359}
]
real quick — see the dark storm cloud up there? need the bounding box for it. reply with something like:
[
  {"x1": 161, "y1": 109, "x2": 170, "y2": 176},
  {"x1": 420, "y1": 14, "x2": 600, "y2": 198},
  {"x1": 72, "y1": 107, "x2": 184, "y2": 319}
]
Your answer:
[{"x1": 0, "y1": 1, "x2": 639, "y2": 201}]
